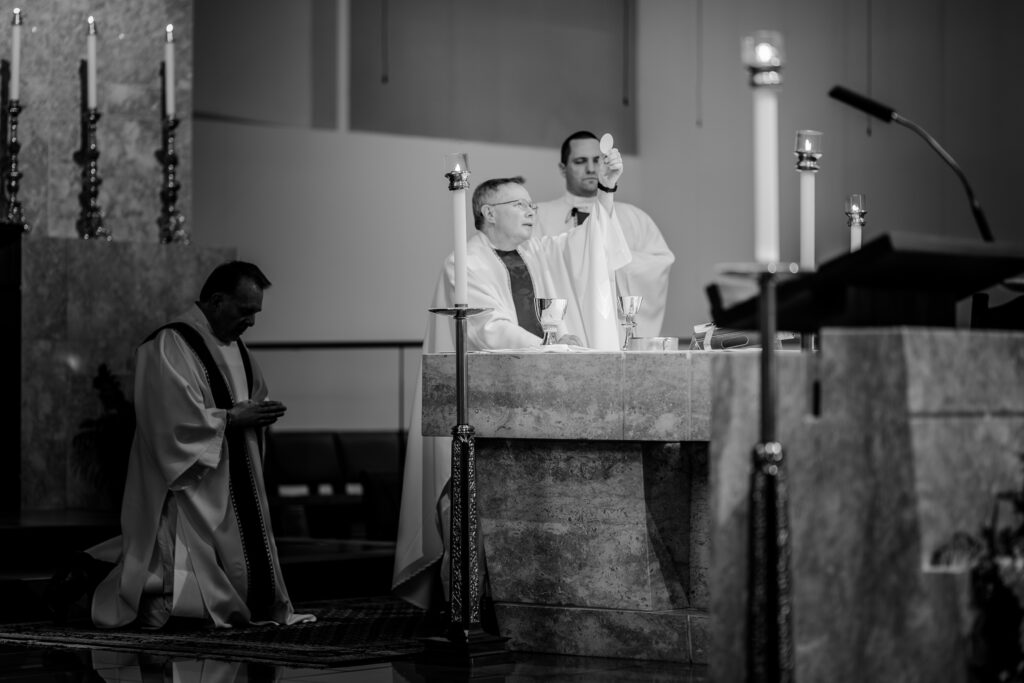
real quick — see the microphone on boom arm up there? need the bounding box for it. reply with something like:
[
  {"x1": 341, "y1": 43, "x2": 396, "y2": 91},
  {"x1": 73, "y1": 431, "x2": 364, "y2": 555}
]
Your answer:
[{"x1": 828, "y1": 85, "x2": 994, "y2": 244}]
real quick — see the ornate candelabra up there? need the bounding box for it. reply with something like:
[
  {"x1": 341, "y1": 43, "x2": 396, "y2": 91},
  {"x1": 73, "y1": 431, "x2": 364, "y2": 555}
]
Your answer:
[
  {"x1": 74, "y1": 59, "x2": 108, "y2": 240},
  {"x1": 157, "y1": 113, "x2": 188, "y2": 244},
  {"x1": 1, "y1": 58, "x2": 28, "y2": 232}
]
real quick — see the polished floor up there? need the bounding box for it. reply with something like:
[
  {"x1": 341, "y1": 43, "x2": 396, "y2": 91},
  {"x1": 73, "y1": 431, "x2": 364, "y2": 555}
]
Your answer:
[
  {"x1": 0, "y1": 644, "x2": 707, "y2": 682},
  {"x1": 0, "y1": 516, "x2": 707, "y2": 682}
]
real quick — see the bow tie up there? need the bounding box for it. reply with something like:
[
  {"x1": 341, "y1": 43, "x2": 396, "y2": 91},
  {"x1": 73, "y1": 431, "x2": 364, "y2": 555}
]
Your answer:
[{"x1": 570, "y1": 207, "x2": 590, "y2": 226}]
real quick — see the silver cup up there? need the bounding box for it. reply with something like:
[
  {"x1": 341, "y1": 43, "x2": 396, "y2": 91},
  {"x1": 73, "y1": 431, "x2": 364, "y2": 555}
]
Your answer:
[
  {"x1": 534, "y1": 298, "x2": 568, "y2": 345},
  {"x1": 617, "y1": 295, "x2": 644, "y2": 350}
]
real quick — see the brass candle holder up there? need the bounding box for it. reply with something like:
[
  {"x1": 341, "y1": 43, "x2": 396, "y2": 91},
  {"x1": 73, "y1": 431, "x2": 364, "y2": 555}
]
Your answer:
[
  {"x1": 74, "y1": 60, "x2": 108, "y2": 240},
  {"x1": 0, "y1": 58, "x2": 28, "y2": 232}
]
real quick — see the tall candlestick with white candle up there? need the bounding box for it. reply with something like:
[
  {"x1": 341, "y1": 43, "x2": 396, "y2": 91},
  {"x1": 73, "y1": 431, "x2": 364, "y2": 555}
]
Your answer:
[
  {"x1": 794, "y1": 130, "x2": 822, "y2": 270},
  {"x1": 444, "y1": 153, "x2": 470, "y2": 306},
  {"x1": 11, "y1": 8, "x2": 22, "y2": 101},
  {"x1": 164, "y1": 24, "x2": 175, "y2": 118},
  {"x1": 742, "y1": 31, "x2": 784, "y2": 264},
  {"x1": 86, "y1": 16, "x2": 97, "y2": 109}
]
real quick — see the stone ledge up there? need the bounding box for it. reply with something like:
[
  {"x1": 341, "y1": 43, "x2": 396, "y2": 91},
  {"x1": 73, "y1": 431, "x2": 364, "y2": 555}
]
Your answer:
[{"x1": 493, "y1": 602, "x2": 709, "y2": 663}]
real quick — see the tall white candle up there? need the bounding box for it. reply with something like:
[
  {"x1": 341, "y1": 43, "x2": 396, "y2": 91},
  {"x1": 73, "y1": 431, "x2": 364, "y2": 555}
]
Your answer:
[
  {"x1": 850, "y1": 223, "x2": 862, "y2": 251},
  {"x1": 452, "y1": 175, "x2": 468, "y2": 306},
  {"x1": 11, "y1": 9, "x2": 21, "y2": 101},
  {"x1": 799, "y1": 171, "x2": 815, "y2": 268},
  {"x1": 164, "y1": 24, "x2": 175, "y2": 118},
  {"x1": 753, "y1": 86, "x2": 779, "y2": 264},
  {"x1": 86, "y1": 16, "x2": 97, "y2": 109}
]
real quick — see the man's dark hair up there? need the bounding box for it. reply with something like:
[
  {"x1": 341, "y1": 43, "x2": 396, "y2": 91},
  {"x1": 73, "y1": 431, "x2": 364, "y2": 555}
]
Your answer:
[
  {"x1": 560, "y1": 130, "x2": 599, "y2": 165},
  {"x1": 472, "y1": 176, "x2": 526, "y2": 230},
  {"x1": 199, "y1": 261, "x2": 271, "y2": 302}
]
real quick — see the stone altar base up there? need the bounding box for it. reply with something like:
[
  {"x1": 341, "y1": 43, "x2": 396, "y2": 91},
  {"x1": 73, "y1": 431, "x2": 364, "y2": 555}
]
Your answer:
[
  {"x1": 422, "y1": 351, "x2": 713, "y2": 663},
  {"x1": 709, "y1": 328, "x2": 1024, "y2": 682},
  {"x1": 475, "y1": 437, "x2": 709, "y2": 663}
]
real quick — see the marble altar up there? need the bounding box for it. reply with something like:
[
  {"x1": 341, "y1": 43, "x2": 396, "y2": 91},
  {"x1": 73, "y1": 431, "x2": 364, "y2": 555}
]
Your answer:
[{"x1": 422, "y1": 350, "x2": 712, "y2": 663}]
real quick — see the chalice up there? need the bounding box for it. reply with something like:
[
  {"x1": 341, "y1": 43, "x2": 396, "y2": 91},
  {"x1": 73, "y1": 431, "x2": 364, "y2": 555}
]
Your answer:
[
  {"x1": 617, "y1": 295, "x2": 644, "y2": 350},
  {"x1": 534, "y1": 298, "x2": 568, "y2": 345}
]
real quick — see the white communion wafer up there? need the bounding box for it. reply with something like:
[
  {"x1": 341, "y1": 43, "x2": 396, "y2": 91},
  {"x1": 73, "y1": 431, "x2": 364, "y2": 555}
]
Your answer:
[{"x1": 599, "y1": 133, "x2": 614, "y2": 154}]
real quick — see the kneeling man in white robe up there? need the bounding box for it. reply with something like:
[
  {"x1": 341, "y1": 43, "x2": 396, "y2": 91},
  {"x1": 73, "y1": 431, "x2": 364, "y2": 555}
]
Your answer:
[{"x1": 90, "y1": 261, "x2": 314, "y2": 629}]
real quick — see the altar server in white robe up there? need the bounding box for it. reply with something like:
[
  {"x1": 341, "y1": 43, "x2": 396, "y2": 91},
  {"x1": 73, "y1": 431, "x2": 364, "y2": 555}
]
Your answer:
[
  {"x1": 393, "y1": 148, "x2": 632, "y2": 609},
  {"x1": 90, "y1": 262, "x2": 314, "y2": 629},
  {"x1": 537, "y1": 130, "x2": 674, "y2": 337}
]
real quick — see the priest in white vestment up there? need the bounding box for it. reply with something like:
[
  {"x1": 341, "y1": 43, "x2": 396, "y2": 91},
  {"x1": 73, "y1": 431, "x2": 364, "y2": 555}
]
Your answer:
[
  {"x1": 393, "y1": 148, "x2": 632, "y2": 610},
  {"x1": 536, "y1": 130, "x2": 674, "y2": 338},
  {"x1": 90, "y1": 262, "x2": 314, "y2": 629}
]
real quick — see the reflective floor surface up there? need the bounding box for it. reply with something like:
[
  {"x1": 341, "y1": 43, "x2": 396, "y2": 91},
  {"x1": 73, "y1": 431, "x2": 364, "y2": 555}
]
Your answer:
[{"x1": 0, "y1": 642, "x2": 707, "y2": 682}]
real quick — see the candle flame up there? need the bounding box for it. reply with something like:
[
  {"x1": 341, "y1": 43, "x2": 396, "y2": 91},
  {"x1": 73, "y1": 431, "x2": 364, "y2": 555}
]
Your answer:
[
  {"x1": 454, "y1": 163, "x2": 461, "y2": 173},
  {"x1": 755, "y1": 43, "x2": 774, "y2": 65},
  {"x1": 88, "y1": 15, "x2": 94, "y2": 24},
  {"x1": 166, "y1": 24, "x2": 174, "y2": 40}
]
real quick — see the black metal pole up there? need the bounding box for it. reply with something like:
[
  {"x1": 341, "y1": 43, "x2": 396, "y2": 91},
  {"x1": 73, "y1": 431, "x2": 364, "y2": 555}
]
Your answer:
[{"x1": 747, "y1": 269, "x2": 794, "y2": 683}]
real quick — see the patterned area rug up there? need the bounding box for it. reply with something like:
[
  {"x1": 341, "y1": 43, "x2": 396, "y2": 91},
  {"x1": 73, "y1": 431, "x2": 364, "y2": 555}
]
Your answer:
[{"x1": 0, "y1": 596, "x2": 427, "y2": 668}]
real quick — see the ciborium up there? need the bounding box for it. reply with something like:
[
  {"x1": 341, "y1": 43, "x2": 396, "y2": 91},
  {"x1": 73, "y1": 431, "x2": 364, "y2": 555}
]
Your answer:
[
  {"x1": 617, "y1": 295, "x2": 643, "y2": 350},
  {"x1": 534, "y1": 298, "x2": 567, "y2": 345}
]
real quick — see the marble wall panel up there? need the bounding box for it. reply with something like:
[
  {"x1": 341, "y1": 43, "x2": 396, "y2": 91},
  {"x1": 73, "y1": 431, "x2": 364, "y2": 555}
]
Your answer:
[
  {"x1": 0, "y1": 0, "x2": 191, "y2": 243},
  {"x1": 19, "y1": 236, "x2": 233, "y2": 511}
]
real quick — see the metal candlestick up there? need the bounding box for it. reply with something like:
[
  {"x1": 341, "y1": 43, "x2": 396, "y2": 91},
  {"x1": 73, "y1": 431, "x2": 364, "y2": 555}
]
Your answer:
[
  {"x1": 0, "y1": 58, "x2": 28, "y2": 232},
  {"x1": 719, "y1": 261, "x2": 799, "y2": 683},
  {"x1": 420, "y1": 162, "x2": 508, "y2": 667},
  {"x1": 157, "y1": 115, "x2": 188, "y2": 244},
  {"x1": 74, "y1": 59, "x2": 108, "y2": 240},
  {"x1": 2, "y1": 99, "x2": 28, "y2": 231},
  {"x1": 422, "y1": 305, "x2": 509, "y2": 665}
]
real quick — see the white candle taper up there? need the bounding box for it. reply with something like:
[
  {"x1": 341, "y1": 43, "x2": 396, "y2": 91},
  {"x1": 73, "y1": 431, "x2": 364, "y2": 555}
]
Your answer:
[
  {"x1": 11, "y1": 9, "x2": 21, "y2": 101},
  {"x1": 444, "y1": 153, "x2": 470, "y2": 306},
  {"x1": 86, "y1": 16, "x2": 97, "y2": 109},
  {"x1": 164, "y1": 24, "x2": 175, "y2": 118},
  {"x1": 794, "y1": 130, "x2": 822, "y2": 270},
  {"x1": 845, "y1": 193, "x2": 866, "y2": 252},
  {"x1": 743, "y1": 31, "x2": 784, "y2": 265}
]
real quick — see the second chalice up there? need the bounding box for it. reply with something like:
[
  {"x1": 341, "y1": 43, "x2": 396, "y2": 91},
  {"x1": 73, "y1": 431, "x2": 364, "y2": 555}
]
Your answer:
[
  {"x1": 534, "y1": 298, "x2": 567, "y2": 345},
  {"x1": 617, "y1": 295, "x2": 643, "y2": 350}
]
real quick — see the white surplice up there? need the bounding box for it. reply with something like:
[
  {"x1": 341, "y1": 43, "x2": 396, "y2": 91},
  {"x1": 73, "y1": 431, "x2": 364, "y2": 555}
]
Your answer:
[
  {"x1": 90, "y1": 305, "x2": 313, "y2": 629},
  {"x1": 537, "y1": 193, "x2": 674, "y2": 337},
  {"x1": 392, "y1": 199, "x2": 631, "y2": 609}
]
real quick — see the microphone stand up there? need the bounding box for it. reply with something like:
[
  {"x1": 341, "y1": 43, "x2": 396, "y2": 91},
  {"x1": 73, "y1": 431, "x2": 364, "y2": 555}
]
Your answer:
[{"x1": 828, "y1": 85, "x2": 993, "y2": 243}]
